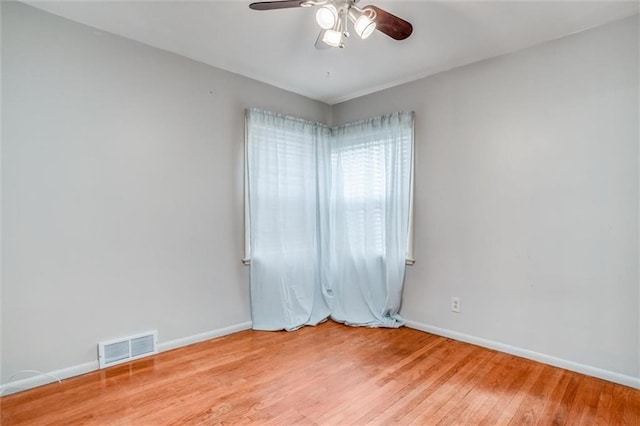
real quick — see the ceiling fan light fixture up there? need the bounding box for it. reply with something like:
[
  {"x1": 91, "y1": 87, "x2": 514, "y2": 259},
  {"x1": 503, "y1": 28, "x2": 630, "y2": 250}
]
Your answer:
[
  {"x1": 315, "y1": 4, "x2": 338, "y2": 30},
  {"x1": 354, "y1": 15, "x2": 376, "y2": 39},
  {"x1": 249, "y1": 0, "x2": 413, "y2": 48},
  {"x1": 322, "y1": 29, "x2": 343, "y2": 47}
]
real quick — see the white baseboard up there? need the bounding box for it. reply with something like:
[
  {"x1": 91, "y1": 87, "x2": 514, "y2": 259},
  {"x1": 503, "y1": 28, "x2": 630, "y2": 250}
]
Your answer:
[
  {"x1": 0, "y1": 361, "x2": 99, "y2": 397},
  {"x1": 0, "y1": 321, "x2": 253, "y2": 397},
  {"x1": 157, "y1": 321, "x2": 253, "y2": 352},
  {"x1": 404, "y1": 319, "x2": 640, "y2": 390}
]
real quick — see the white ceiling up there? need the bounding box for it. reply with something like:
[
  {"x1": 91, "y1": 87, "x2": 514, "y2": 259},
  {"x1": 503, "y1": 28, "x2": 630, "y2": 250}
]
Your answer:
[{"x1": 26, "y1": 0, "x2": 639, "y2": 105}]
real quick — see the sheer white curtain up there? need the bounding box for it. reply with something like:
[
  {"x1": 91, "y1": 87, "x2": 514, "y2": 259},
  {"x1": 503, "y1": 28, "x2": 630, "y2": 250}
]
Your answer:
[
  {"x1": 329, "y1": 112, "x2": 414, "y2": 326},
  {"x1": 246, "y1": 109, "x2": 414, "y2": 330},
  {"x1": 245, "y1": 108, "x2": 331, "y2": 330}
]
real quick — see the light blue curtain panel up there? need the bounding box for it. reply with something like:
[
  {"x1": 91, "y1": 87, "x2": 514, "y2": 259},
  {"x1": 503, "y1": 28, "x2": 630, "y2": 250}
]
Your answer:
[
  {"x1": 246, "y1": 108, "x2": 332, "y2": 331},
  {"x1": 329, "y1": 113, "x2": 414, "y2": 327},
  {"x1": 246, "y1": 108, "x2": 414, "y2": 330}
]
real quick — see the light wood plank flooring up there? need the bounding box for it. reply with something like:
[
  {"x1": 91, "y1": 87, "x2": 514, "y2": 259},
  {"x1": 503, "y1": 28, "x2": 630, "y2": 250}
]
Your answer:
[{"x1": 1, "y1": 320, "x2": 639, "y2": 425}]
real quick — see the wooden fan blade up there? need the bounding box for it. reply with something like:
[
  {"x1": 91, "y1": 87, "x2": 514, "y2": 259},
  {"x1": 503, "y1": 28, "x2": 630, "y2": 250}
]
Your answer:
[
  {"x1": 364, "y1": 5, "x2": 413, "y2": 40},
  {"x1": 249, "y1": 1, "x2": 306, "y2": 10}
]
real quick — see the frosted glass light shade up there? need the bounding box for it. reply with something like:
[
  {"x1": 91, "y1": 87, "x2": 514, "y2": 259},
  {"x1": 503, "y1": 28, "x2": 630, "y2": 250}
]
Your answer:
[
  {"x1": 316, "y1": 5, "x2": 338, "y2": 30},
  {"x1": 322, "y1": 29, "x2": 343, "y2": 47},
  {"x1": 354, "y1": 15, "x2": 376, "y2": 39}
]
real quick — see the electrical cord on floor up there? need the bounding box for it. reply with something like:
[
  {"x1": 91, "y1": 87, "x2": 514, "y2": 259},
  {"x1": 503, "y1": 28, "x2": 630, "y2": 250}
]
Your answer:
[{"x1": 0, "y1": 370, "x2": 62, "y2": 396}]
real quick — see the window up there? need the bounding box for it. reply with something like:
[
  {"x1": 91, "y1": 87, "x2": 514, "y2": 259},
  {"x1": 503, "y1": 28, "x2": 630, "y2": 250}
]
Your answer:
[
  {"x1": 244, "y1": 108, "x2": 414, "y2": 329},
  {"x1": 244, "y1": 109, "x2": 331, "y2": 264},
  {"x1": 331, "y1": 114, "x2": 414, "y2": 263}
]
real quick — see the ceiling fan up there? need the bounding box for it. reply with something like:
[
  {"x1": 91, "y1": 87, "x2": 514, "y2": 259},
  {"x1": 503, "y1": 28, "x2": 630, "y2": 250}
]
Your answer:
[{"x1": 249, "y1": 0, "x2": 413, "y2": 49}]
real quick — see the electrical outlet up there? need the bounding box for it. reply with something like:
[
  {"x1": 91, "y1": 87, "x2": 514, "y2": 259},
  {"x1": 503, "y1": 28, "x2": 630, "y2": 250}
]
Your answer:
[{"x1": 451, "y1": 297, "x2": 461, "y2": 313}]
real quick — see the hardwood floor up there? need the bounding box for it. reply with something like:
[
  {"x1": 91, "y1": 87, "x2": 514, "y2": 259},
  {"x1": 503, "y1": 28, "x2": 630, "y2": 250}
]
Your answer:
[{"x1": 1, "y1": 321, "x2": 639, "y2": 425}]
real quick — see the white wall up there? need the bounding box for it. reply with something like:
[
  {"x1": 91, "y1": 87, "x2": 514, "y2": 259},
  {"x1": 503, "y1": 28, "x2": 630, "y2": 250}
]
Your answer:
[
  {"x1": 335, "y1": 15, "x2": 639, "y2": 379},
  {"x1": 1, "y1": 1, "x2": 330, "y2": 383},
  {"x1": 2, "y1": 1, "x2": 638, "y2": 389}
]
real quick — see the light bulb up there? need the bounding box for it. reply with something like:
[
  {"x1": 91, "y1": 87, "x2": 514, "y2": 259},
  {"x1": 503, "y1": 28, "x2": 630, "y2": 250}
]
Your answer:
[
  {"x1": 322, "y1": 29, "x2": 343, "y2": 47},
  {"x1": 354, "y1": 15, "x2": 376, "y2": 39},
  {"x1": 315, "y1": 5, "x2": 338, "y2": 30}
]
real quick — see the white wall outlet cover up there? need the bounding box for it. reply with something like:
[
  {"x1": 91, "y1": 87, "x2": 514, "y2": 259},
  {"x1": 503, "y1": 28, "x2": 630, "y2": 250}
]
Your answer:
[{"x1": 451, "y1": 297, "x2": 461, "y2": 313}]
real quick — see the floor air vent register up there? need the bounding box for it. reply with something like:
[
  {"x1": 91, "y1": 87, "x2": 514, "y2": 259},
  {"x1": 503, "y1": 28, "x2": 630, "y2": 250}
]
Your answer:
[{"x1": 98, "y1": 331, "x2": 158, "y2": 368}]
